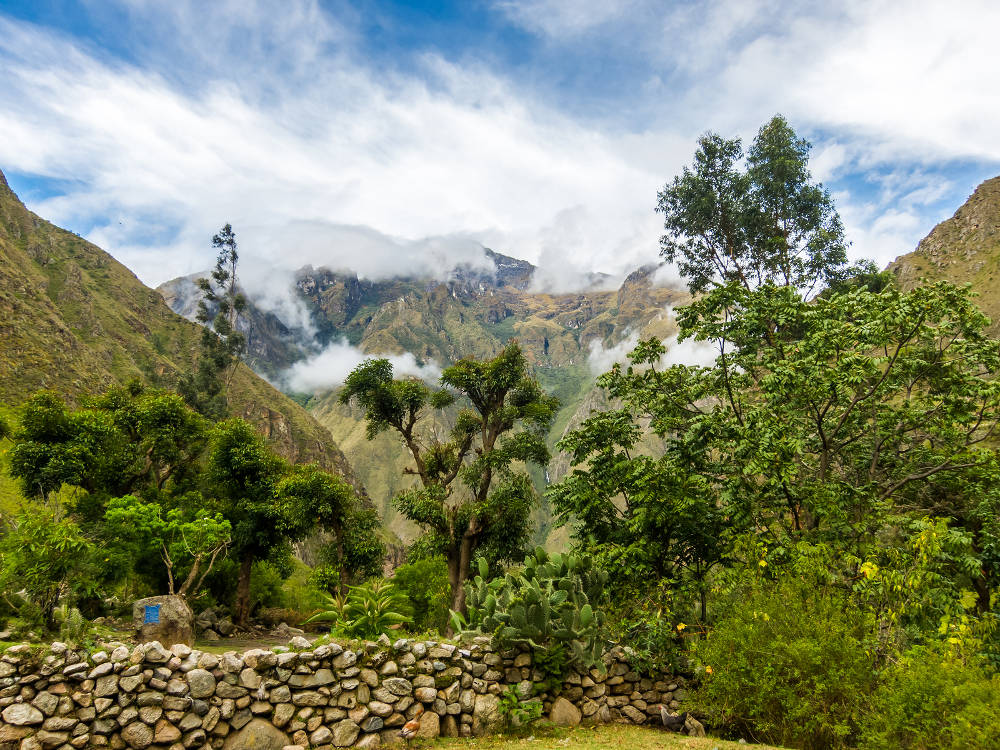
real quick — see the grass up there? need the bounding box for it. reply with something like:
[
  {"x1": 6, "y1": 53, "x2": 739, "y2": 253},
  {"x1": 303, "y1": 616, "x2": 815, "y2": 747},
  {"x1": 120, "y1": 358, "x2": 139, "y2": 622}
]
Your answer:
[{"x1": 428, "y1": 725, "x2": 782, "y2": 750}]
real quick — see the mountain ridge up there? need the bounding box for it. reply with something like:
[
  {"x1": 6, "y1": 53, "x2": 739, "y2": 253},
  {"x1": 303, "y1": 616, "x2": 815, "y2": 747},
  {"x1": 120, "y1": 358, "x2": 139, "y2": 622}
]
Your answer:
[{"x1": 0, "y1": 168, "x2": 366, "y2": 496}]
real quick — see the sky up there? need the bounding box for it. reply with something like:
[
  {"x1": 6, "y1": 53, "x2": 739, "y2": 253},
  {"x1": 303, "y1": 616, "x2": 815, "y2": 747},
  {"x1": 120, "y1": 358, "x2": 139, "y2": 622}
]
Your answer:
[{"x1": 1, "y1": 0, "x2": 999, "y2": 299}]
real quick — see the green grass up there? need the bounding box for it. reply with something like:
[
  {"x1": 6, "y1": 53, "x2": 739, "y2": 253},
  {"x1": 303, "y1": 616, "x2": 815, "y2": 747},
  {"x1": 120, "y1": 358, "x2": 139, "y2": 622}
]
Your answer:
[{"x1": 428, "y1": 725, "x2": 783, "y2": 750}]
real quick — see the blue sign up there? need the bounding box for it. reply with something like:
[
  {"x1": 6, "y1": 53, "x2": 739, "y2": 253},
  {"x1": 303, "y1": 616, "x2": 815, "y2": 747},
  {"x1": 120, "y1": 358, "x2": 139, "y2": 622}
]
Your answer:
[{"x1": 144, "y1": 605, "x2": 161, "y2": 624}]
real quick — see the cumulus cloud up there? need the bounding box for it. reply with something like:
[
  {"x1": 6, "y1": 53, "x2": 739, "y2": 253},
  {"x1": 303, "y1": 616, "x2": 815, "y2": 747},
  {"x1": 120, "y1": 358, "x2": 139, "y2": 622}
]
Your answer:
[
  {"x1": 1, "y1": 0, "x2": 998, "y2": 298},
  {"x1": 587, "y1": 331, "x2": 641, "y2": 374},
  {"x1": 0, "y1": 4, "x2": 673, "y2": 288},
  {"x1": 283, "y1": 339, "x2": 442, "y2": 394}
]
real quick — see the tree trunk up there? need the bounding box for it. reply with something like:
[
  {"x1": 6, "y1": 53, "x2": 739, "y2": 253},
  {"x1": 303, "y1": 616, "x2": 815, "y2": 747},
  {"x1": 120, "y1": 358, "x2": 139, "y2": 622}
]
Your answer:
[
  {"x1": 448, "y1": 533, "x2": 476, "y2": 618},
  {"x1": 235, "y1": 552, "x2": 254, "y2": 626},
  {"x1": 446, "y1": 547, "x2": 464, "y2": 627}
]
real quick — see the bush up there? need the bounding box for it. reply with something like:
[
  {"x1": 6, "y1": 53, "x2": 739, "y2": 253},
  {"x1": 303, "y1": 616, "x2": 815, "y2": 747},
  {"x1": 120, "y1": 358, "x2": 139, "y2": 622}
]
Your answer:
[
  {"x1": 457, "y1": 548, "x2": 608, "y2": 674},
  {"x1": 392, "y1": 555, "x2": 450, "y2": 633},
  {"x1": 692, "y1": 581, "x2": 876, "y2": 749},
  {"x1": 0, "y1": 506, "x2": 95, "y2": 630},
  {"x1": 306, "y1": 579, "x2": 411, "y2": 639},
  {"x1": 858, "y1": 646, "x2": 1000, "y2": 750}
]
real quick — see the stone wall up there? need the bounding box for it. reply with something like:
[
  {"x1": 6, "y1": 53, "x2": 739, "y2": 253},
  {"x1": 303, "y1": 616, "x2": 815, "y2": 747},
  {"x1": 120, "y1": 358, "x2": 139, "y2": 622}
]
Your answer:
[{"x1": 0, "y1": 637, "x2": 685, "y2": 749}]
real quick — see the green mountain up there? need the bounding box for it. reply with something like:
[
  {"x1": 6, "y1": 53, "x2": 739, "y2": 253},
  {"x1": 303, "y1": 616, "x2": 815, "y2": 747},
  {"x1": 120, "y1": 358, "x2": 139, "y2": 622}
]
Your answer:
[
  {"x1": 889, "y1": 176, "x2": 1000, "y2": 333},
  {"x1": 0, "y1": 168, "x2": 364, "y2": 496},
  {"x1": 160, "y1": 249, "x2": 690, "y2": 545}
]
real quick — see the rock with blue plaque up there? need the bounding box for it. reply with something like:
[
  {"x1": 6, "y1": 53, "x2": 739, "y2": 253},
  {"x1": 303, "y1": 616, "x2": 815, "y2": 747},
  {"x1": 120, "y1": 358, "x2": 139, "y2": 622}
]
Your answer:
[{"x1": 132, "y1": 594, "x2": 194, "y2": 647}]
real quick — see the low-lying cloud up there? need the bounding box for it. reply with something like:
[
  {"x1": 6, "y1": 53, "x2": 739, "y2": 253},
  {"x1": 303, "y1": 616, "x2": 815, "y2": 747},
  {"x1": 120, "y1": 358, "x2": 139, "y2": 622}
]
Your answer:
[
  {"x1": 283, "y1": 339, "x2": 442, "y2": 394},
  {"x1": 587, "y1": 328, "x2": 718, "y2": 374}
]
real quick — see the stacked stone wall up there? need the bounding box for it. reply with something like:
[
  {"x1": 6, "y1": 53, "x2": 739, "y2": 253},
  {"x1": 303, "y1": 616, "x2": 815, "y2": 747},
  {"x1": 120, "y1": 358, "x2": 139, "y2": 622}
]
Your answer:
[{"x1": 0, "y1": 637, "x2": 685, "y2": 749}]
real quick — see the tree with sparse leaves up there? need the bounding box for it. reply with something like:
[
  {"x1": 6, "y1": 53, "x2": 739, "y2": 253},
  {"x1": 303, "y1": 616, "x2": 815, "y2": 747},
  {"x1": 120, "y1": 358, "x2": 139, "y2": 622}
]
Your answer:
[
  {"x1": 341, "y1": 342, "x2": 558, "y2": 614},
  {"x1": 179, "y1": 223, "x2": 247, "y2": 420}
]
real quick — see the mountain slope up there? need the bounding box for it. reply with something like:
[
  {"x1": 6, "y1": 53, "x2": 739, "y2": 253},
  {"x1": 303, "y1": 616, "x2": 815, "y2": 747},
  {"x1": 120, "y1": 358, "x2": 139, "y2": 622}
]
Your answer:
[
  {"x1": 889, "y1": 176, "x2": 1000, "y2": 331},
  {"x1": 0, "y1": 168, "x2": 364, "y2": 493},
  {"x1": 162, "y1": 253, "x2": 688, "y2": 544}
]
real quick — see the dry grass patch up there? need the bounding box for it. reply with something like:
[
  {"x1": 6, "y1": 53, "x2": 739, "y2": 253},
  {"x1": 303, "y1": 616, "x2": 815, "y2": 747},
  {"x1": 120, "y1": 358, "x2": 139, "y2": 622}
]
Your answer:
[{"x1": 428, "y1": 724, "x2": 783, "y2": 750}]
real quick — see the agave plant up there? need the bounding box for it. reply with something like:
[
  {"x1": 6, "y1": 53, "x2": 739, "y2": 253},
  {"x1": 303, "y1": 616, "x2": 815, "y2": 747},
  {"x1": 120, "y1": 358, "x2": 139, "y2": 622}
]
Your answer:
[{"x1": 306, "y1": 579, "x2": 411, "y2": 639}]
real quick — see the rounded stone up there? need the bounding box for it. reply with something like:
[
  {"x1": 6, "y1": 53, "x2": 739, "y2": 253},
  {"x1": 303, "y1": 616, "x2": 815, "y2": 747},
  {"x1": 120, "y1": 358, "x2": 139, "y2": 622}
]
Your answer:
[
  {"x1": 121, "y1": 720, "x2": 154, "y2": 748},
  {"x1": 185, "y1": 669, "x2": 216, "y2": 699},
  {"x1": 2, "y1": 703, "x2": 44, "y2": 726}
]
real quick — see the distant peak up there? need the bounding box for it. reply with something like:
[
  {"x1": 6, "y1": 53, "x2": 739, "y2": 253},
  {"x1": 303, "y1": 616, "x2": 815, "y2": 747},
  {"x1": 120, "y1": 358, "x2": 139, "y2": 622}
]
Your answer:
[{"x1": 0, "y1": 167, "x2": 8, "y2": 190}]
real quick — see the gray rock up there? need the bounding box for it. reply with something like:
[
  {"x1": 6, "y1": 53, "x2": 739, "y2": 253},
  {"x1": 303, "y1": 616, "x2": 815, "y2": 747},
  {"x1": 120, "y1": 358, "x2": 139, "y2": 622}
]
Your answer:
[
  {"x1": 2, "y1": 703, "x2": 44, "y2": 726},
  {"x1": 222, "y1": 719, "x2": 292, "y2": 750},
  {"x1": 331, "y1": 718, "x2": 361, "y2": 746},
  {"x1": 472, "y1": 693, "x2": 501, "y2": 736},
  {"x1": 549, "y1": 696, "x2": 582, "y2": 726},
  {"x1": 382, "y1": 678, "x2": 412, "y2": 696},
  {"x1": 185, "y1": 669, "x2": 216, "y2": 699},
  {"x1": 121, "y1": 720, "x2": 154, "y2": 748},
  {"x1": 133, "y1": 596, "x2": 194, "y2": 648}
]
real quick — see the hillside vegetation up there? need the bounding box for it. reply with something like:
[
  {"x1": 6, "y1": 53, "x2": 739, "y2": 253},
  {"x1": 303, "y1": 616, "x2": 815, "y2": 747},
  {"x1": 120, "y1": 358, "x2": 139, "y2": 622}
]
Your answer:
[{"x1": 0, "y1": 169, "x2": 363, "y2": 490}]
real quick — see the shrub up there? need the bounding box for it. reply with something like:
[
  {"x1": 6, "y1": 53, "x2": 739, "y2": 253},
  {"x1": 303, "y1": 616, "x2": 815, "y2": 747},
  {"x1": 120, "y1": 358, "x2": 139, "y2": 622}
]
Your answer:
[
  {"x1": 457, "y1": 548, "x2": 608, "y2": 674},
  {"x1": 306, "y1": 579, "x2": 411, "y2": 639},
  {"x1": 692, "y1": 580, "x2": 876, "y2": 749},
  {"x1": 392, "y1": 555, "x2": 450, "y2": 633},
  {"x1": 0, "y1": 506, "x2": 95, "y2": 630},
  {"x1": 858, "y1": 646, "x2": 1000, "y2": 750}
]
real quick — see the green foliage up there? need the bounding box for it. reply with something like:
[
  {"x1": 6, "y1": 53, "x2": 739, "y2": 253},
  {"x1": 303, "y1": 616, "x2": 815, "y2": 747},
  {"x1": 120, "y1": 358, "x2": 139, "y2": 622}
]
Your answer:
[
  {"x1": 103, "y1": 494, "x2": 230, "y2": 598},
  {"x1": 497, "y1": 685, "x2": 543, "y2": 731},
  {"x1": 858, "y1": 646, "x2": 1000, "y2": 750},
  {"x1": 306, "y1": 579, "x2": 411, "y2": 639},
  {"x1": 657, "y1": 114, "x2": 852, "y2": 295},
  {"x1": 9, "y1": 386, "x2": 208, "y2": 500},
  {"x1": 693, "y1": 580, "x2": 877, "y2": 749},
  {"x1": 605, "y1": 582, "x2": 685, "y2": 675},
  {"x1": 0, "y1": 506, "x2": 95, "y2": 629},
  {"x1": 342, "y1": 342, "x2": 558, "y2": 614},
  {"x1": 458, "y1": 549, "x2": 608, "y2": 673},
  {"x1": 54, "y1": 604, "x2": 87, "y2": 647},
  {"x1": 392, "y1": 555, "x2": 451, "y2": 632}
]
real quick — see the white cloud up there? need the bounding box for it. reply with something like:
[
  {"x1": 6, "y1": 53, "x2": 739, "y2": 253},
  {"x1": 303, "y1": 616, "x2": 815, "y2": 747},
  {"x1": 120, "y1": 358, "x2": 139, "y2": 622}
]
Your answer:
[
  {"x1": 493, "y1": 0, "x2": 636, "y2": 37},
  {"x1": 1, "y1": 0, "x2": 998, "y2": 300},
  {"x1": 587, "y1": 331, "x2": 641, "y2": 374},
  {"x1": 283, "y1": 339, "x2": 441, "y2": 393},
  {"x1": 660, "y1": 335, "x2": 718, "y2": 369},
  {"x1": 0, "y1": 7, "x2": 675, "y2": 289}
]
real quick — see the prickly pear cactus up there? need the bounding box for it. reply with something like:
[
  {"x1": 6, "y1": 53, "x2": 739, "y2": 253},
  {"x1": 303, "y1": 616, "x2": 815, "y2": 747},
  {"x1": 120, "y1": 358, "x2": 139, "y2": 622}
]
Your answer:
[{"x1": 456, "y1": 548, "x2": 608, "y2": 672}]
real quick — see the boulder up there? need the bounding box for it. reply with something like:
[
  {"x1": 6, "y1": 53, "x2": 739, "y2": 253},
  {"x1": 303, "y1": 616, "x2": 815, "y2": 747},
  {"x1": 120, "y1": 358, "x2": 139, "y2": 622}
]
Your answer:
[
  {"x1": 549, "y1": 696, "x2": 582, "y2": 727},
  {"x1": 1, "y1": 703, "x2": 44, "y2": 726},
  {"x1": 223, "y1": 718, "x2": 291, "y2": 749},
  {"x1": 132, "y1": 595, "x2": 194, "y2": 647},
  {"x1": 472, "y1": 693, "x2": 501, "y2": 736},
  {"x1": 415, "y1": 710, "x2": 440, "y2": 739}
]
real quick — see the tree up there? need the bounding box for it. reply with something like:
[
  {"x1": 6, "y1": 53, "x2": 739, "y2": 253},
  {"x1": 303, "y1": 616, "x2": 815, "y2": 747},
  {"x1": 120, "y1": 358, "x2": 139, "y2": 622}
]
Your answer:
[
  {"x1": 548, "y1": 403, "x2": 725, "y2": 619},
  {"x1": 656, "y1": 114, "x2": 850, "y2": 296},
  {"x1": 9, "y1": 386, "x2": 208, "y2": 501},
  {"x1": 553, "y1": 115, "x2": 1000, "y2": 630},
  {"x1": 0, "y1": 507, "x2": 94, "y2": 629},
  {"x1": 178, "y1": 223, "x2": 247, "y2": 419},
  {"x1": 341, "y1": 342, "x2": 558, "y2": 614},
  {"x1": 206, "y1": 419, "x2": 379, "y2": 623},
  {"x1": 277, "y1": 464, "x2": 386, "y2": 593},
  {"x1": 206, "y1": 418, "x2": 290, "y2": 624},
  {"x1": 103, "y1": 494, "x2": 230, "y2": 599}
]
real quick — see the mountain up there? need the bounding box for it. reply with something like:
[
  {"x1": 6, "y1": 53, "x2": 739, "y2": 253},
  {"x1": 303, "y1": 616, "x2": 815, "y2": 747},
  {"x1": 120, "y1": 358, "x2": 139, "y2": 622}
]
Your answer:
[
  {"x1": 889, "y1": 176, "x2": 1000, "y2": 332},
  {"x1": 0, "y1": 168, "x2": 364, "y2": 495},
  {"x1": 159, "y1": 248, "x2": 689, "y2": 544}
]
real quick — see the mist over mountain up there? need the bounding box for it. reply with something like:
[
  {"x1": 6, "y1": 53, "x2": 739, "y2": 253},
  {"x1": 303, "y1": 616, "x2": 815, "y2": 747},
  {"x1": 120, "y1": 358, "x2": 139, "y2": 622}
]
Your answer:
[{"x1": 158, "y1": 246, "x2": 689, "y2": 544}]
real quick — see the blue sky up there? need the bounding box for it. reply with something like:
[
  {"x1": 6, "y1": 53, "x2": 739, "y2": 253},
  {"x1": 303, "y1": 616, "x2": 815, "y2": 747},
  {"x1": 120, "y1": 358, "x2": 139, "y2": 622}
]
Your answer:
[{"x1": 1, "y1": 0, "x2": 998, "y2": 295}]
